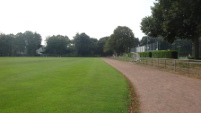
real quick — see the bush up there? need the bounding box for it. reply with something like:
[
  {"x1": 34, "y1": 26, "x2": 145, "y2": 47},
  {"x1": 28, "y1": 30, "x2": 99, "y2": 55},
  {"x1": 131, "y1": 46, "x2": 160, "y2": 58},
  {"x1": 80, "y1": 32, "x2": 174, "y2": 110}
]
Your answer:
[
  {"x1": 152, "y1": 50, "x2": 178, "y2": 59},
  {"x1": 139, "y1": 52, "x2": 152, "y2": 58}
]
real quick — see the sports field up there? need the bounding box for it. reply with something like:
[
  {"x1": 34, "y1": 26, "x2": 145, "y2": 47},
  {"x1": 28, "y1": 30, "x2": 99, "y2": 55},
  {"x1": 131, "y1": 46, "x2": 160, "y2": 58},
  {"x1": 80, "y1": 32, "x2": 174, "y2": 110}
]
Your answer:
[{"x1": 0, "y1": 57, "x2": 130, "y2": 113}]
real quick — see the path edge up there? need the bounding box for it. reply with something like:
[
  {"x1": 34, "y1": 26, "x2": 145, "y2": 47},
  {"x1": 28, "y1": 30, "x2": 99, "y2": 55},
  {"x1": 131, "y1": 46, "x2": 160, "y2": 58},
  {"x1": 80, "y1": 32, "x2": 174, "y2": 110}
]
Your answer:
[{"x1": 102, "y1": 58, "x2": 140, "y2": 113}]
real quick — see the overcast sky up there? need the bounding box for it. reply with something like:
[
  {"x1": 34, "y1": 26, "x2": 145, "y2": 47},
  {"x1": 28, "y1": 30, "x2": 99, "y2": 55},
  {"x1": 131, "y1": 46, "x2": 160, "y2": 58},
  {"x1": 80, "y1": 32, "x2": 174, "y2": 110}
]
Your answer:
[{"x1": 0, "y1": 0, "x2": 155, "y2": 44}]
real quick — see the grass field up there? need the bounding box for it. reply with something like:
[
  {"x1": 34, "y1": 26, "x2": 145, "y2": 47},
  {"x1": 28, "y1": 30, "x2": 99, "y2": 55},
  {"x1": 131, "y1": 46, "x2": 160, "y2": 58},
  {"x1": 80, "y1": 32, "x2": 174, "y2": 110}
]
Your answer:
[{"x1": 0, "y1": 57, "x2": 130, "y2": 113}]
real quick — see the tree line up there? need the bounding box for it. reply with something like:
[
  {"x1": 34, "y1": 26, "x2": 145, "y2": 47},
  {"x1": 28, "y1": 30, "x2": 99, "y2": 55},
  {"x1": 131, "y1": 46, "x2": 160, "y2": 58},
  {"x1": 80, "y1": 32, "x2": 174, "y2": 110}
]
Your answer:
[
  {"x1": 0, "y1": 26, "x2": 139, "y2": 57},
  {"x1": 1, "y1": 29, "x2": 200, "y2": 57},
  {"x1": 1, "y1": 26, "x2": 199, "y2": 57},
  {"x1": 0, "y1": 31, "x2": 41, "y2": 56}
]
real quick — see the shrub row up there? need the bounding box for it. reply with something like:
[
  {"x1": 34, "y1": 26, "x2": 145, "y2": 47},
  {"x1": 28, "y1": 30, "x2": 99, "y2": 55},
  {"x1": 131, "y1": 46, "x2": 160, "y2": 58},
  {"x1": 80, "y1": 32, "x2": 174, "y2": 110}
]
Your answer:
[
  {"x1": 139, "y1": 50, "x2": 178, "y2": 59},
  {"x1": 138, "y1": 52, "x2": 151, "y2": 58}
]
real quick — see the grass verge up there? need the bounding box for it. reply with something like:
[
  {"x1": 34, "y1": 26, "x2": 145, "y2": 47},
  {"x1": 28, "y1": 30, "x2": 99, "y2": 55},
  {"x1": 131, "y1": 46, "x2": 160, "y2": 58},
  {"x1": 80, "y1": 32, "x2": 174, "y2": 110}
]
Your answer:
[
  {"x1": 107, "y1": 58, "x2": 140, "y2": 113},
  {"x1": 0, "y1": 57, "x2": 130, "y2": 113},
  {"x1": 125, "y1": 77, "x2": 140, "y2": 113}
]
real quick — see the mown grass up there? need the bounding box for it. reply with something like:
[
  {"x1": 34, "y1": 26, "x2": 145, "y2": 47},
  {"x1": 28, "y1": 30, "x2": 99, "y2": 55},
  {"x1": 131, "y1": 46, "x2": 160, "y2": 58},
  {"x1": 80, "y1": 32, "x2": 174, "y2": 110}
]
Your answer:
[{"x1": 0, "y1": 57, "x2": 130, "y2": 113}]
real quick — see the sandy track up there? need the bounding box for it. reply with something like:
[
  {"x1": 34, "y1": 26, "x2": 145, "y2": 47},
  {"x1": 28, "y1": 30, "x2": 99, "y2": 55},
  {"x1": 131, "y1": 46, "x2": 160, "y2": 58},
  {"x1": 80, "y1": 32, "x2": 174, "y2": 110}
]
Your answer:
[{"x1": 103, "y1": 58, "x2": 201, "y2": 113}]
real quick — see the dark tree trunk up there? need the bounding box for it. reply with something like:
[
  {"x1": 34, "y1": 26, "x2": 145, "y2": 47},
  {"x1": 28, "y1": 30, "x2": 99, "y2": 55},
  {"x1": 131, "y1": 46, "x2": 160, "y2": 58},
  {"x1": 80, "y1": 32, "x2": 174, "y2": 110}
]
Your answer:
[{"x1": 192, "y1": 37, "x2": 200, "y2": 59}]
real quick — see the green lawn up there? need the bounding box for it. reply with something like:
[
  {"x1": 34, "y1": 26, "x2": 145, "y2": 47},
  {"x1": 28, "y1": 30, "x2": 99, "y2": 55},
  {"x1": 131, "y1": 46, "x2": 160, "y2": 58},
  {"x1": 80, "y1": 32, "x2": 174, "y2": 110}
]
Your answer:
[{"x1": 0, "y1": 57, "x2": 130, "y2": 113}]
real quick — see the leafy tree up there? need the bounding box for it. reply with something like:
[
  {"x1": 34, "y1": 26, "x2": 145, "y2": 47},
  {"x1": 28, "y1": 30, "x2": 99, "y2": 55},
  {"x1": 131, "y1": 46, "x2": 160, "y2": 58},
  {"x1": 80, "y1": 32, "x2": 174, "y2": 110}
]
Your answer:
[
  {"x1": 97, "y1": 37, "x2": 112, "y2": 56},
  {"x1": 104, "y1": 34, "x2": 115, "y2": 54},
  {"x1": 45, "y1": 35, "x2": 70, "y2": 56},
  {"x1": 141, "y1": 16, "x2": 160, "y2": 37},
  {"x1": 0, "y1": 34, "x2": 15, "y2": 56},
  {"x1": 15, "y1": 32, "x2": 26, "y2": 55},
  {"x1": 141, "y1": 0, "x2": 201, "y2": 59},
  {"x1": 66, "y1": 41, "x2": 75, "y2": 56},
  {"x1": 133, "y1": 37, "x2": 140, "y2": 48},
  {"x1": 23, "y1": 31, "x2": 41, "y2": 56},
  {"x1": 89, "y1": 38, "x2": 98, "y2": 55},
  {"x1": 105, "y1": 26, "x2": 136, "y2": 55},
  {"x1": 73, "y1": 33, "x2": 93, "y2": 56}
]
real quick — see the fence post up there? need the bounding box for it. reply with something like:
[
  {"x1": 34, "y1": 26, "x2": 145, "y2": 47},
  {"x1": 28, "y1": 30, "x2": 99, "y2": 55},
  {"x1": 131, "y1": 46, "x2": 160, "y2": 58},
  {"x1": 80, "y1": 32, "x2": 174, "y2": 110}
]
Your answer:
[
  {"x1": 145, "y1": 58, "x2": 147, "y2": 64},
  {"x1": 152, "y1": 58, "x2": 154, "y2": 66},
  {"x1": 187, "y1": 60, "x2": 190, "y2": 73},
  {"x1": 174, "y1": 59, "x2": 176, "y2": 71},
  {"x1": 157, "y1": 58, "x2": 159, "y2": 67},
  {"x1": 142, "y1": 58, "x2": 144, "y2": 64},
  {"x1": 145, "y1": 58, "x2": 146, "y2": 64},
  {"x1": 144, "y1": 58, "x2": 145, "y2": 64},
  {"x1": 164, "y1": 59, "x2": 166, "y2": 69}
]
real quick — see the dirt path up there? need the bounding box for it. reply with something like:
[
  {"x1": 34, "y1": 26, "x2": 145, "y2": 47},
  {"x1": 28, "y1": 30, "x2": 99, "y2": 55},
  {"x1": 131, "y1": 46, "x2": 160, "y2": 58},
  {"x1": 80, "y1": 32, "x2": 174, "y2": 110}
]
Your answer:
[{"x1": 103, "y1": 58, "x2": 201, "y2": 113}]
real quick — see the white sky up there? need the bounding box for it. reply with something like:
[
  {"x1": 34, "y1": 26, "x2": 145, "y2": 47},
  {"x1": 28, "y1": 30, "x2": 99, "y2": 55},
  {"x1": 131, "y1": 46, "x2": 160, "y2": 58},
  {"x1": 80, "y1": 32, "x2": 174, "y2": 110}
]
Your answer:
[{"x1": 0, "y1": 0, "x2": 155, "y2": 44}]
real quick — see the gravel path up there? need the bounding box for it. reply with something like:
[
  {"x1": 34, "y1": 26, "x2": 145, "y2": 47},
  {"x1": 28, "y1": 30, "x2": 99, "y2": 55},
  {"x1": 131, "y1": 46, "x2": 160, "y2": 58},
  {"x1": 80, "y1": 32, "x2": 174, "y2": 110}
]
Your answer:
[{"x1": 103, "y1": 58, "x2": 201, "y2": 113}]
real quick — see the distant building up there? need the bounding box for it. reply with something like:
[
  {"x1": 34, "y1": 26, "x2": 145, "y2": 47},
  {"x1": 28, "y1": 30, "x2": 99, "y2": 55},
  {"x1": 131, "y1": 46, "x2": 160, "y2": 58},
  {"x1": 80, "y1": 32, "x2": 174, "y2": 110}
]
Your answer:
[
  {"x1": 131, "y1": 46, "x2": 146, "y2": 53},
  {"x1": 131, "y1": 42, "x2": 159, "y2": 53},
  {"x1": 36, "y1": 46, "x2": 45, "y2": 55}
]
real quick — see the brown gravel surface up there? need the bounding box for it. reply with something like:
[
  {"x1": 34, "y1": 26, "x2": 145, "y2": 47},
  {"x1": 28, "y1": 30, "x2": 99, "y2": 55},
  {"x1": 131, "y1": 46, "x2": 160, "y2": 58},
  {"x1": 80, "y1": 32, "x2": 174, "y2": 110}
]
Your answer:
[{"x1": 103, "y1": 58, "x2": 201, "y2": 113}]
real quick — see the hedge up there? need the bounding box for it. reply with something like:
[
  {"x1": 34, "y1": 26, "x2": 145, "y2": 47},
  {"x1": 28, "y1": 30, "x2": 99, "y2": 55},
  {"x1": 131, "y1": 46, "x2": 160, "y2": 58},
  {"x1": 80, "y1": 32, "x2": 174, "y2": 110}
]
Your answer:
[
  {"x1": 139, "y1": 52, "x2": 152, "y2": 58},
  {"x1": 139, "y1": 50, "x2": 178, "y2": 59}
]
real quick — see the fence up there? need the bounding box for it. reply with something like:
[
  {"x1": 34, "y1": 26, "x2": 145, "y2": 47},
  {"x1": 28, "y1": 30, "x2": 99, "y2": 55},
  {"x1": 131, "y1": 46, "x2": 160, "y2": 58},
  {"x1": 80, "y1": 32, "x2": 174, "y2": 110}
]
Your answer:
[
  {"x1": 131, "y1": 42, "x2": 158, "y2": 53},
  {"x1": 138, "y1": 58, "x2": 201, "y2": 75}
]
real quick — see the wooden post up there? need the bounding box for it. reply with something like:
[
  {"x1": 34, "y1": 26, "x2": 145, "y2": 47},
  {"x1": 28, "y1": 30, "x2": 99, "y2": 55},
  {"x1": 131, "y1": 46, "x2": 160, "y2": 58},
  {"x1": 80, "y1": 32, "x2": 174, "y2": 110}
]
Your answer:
[
  {"x1": 174, "y1": 59, "x2": 176, "y2": 71},
  {"x1": 152, "y1": 58, "x2": 154, "y2": 66},
  {"x1": 187, "y1": 60, "x2": 190, "y2": 73}
]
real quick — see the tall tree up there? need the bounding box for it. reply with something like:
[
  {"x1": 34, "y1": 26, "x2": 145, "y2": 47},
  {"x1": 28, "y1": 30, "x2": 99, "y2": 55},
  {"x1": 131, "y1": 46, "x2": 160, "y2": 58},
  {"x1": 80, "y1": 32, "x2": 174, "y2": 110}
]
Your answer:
[
  {"x1": 45, "y1": 35, "x2": 70, "y2": 56},
  {"x1": 141, "y1": 0, "x2": 201, "y2": 59},
  {"x1": 97, "y1": 37, "x2": 112, "y2": 56},
  {"x1": 104, "y1": 34, "x2": 115, "y2": 54},
  {"x1": 73, "y1": 33, "x2": 92, "y2": 56},
  {"x1": 89, "y1": 38, "x2": 98, "y2": 55},
  {"x1": 0, "y1": 34, "x2": 15, "y2": 56},
  {"x1": 133, "y1": 37, "x2": 140, "y2": 48},
  {"x1": 15, "y1": 32, "x2": 26, "y2": 55},
  {"x1": 23, "y1": 31, "x2": 42, "y2": 56},
  {"x1": 141, "y1": 16, "x2": 160, "y2": 37},
  {"x1": 105, "y1": 26, "x2": 136, "y2": 55}
]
